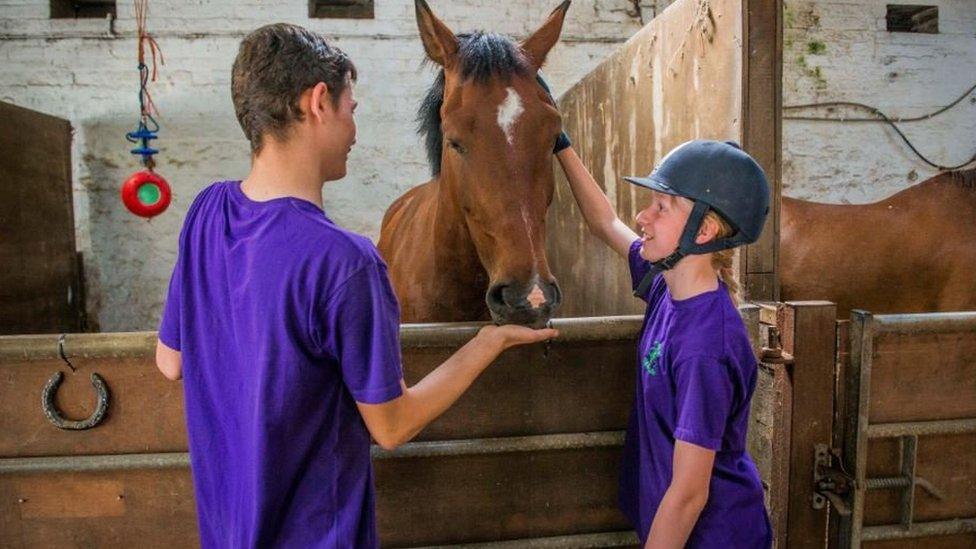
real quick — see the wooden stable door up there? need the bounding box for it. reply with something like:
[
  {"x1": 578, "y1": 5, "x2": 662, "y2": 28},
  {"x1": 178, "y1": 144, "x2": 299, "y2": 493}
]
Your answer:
[
  {"x1": 756, "y1": 304, "x2": 976, "y2": 549},
  {"x1": 0, "y1": 101, "x2": 84, "y2": 335},
  {"x1": 838, "y1": 311, "x2": 976, "y2": 548}
]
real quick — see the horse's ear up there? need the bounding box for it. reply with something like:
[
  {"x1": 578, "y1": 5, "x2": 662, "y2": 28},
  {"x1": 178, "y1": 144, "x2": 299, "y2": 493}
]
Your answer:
[
  {"x1": 520, "y1": 0, "x2": 571, "y2": 70},
  {"x1": 415, "y1": 0, "x2": 459, "y2": 67}
]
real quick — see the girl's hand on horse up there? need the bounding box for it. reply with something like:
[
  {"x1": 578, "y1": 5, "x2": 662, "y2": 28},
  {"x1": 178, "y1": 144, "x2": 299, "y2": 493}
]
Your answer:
[
  {"x1": 535, "y1": 73, "x2": 572, "y2": 154},
  {"x1": 479, "y1": 323, "x2": 559, "y2": 351}
]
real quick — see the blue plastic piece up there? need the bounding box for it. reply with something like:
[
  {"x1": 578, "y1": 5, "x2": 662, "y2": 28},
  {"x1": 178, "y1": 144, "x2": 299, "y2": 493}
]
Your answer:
[
  {"x1": 126, "y1": 128, "x2": 158, "y2": 141},
  {"x1": 130, "y1": 146, "x2": 159, "y2": 156},
  {"x1": 125, "y1": 120, "x2": 160, "y2": 165}
]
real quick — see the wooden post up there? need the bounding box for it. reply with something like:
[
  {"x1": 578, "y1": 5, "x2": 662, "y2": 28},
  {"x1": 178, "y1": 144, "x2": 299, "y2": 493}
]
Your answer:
[
  {"x1": 750, "y1": 343, "x2": 793, "y2": 549},
  {"x1": 740, "y1": 0, "x2": 783, "y2": 302},
  {"x1": 779, "y1": 301, "x2": 836, "y2": 548}
]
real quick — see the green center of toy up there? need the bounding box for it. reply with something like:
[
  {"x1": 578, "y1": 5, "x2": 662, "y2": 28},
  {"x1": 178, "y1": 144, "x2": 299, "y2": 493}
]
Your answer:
[{"x1": 137, "y1": 183, "x2": 161, "y2": 205}]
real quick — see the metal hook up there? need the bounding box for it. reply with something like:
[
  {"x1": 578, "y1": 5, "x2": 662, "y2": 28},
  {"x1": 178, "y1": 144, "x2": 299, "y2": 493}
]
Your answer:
[
  {"x1": 543, "y1": 319, "x2": 554, "y2": 359},
  {"x1": 41, "y1": 371, "x2": 110, "y2": 430},
  {"x1": 57, "y1": 334, "x2": 76, "y2": 372}
]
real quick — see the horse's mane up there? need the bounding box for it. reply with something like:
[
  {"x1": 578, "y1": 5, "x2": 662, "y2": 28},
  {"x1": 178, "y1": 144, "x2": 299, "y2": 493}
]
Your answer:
[
  {"x1": 418, "y1": 32, "x2": 530, "y2": 176},
  {"x1": 945, "y1": 166, "x2": 976, "y2": 190}
]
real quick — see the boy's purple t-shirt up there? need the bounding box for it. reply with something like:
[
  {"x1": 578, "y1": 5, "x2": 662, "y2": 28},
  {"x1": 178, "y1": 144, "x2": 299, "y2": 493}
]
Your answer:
[
  {"x1": 159, "y1": 181, "x2": 404, "y2": 548},
  {"x1": 620, "y1": 240, "x2": 771, "y2": 548}
]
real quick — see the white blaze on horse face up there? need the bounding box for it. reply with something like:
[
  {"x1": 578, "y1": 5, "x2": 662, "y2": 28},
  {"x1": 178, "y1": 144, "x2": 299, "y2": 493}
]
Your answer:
[
  {"x1": 520, "y1": 207, "x2": 546, "y2": 309},
  {"x1": 497, "y1": 87, "x2": 524, "y2": 146},
  {"x1": 526, "y1": 283, "x2": 547, "y2": 309}
]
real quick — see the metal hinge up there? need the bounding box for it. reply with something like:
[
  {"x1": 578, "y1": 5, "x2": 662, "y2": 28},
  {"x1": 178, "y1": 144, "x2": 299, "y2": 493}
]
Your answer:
[{"x1": 813, "y1": 444, "x2": 854, "y2": 516}]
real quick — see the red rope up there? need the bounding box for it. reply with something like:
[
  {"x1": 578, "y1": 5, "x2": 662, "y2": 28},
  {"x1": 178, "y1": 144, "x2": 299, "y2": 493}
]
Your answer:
[{"x1": 134, "y1": 0, "x2": 164, "y2": 118}]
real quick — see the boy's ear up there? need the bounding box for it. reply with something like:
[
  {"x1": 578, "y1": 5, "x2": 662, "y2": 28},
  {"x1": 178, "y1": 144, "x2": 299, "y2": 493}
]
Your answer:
[{"x1": 307, "y1": 82, "x2": 332, "y2": 123}]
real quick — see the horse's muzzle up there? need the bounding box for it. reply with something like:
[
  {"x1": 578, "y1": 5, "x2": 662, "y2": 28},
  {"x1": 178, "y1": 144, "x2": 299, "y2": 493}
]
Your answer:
[{"x1": 485, "y1": 279, "x2": 561, "y2": 327}]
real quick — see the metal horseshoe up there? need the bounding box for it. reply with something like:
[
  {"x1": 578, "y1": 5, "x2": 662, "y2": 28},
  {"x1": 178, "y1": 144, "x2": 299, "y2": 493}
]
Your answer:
[{"x1": 41, "y1": 371, "x2": 110, "y2": 430}]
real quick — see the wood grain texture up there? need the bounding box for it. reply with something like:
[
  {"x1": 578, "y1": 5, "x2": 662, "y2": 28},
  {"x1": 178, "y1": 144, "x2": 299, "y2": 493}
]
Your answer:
[
  {"x1": 0, "y1": 101, "x2": 83, "y2": 335},
  {"x1": 780, "y1": 302, "x2": 837, "y2": 548},
  {"x1": 549, "y1": 0, "x2": 781, "y2": 315}
]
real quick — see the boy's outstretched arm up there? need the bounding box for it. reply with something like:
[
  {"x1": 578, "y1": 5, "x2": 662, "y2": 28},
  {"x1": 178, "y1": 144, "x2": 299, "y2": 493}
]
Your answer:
[
  {"x1": 357, "y1": 324, "x2": 556, "y2": 450},
  {"x1": 556, "y1": 147, "x2": 638, "y2": 258}
]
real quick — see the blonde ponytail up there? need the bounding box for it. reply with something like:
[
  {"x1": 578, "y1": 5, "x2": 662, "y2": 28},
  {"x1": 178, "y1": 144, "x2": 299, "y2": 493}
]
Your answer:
[
  {"x1": 705, "y1": 210, "x2": 740, "y2": 306},
  {"x1": 711, "y1": 247, "x2": 739, "y2": 306}
]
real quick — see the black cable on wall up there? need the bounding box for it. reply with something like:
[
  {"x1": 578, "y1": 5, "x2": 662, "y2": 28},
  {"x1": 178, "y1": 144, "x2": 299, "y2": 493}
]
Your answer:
[{"x1": 783, "y1": 82, "x2": 976, "y2": 171}]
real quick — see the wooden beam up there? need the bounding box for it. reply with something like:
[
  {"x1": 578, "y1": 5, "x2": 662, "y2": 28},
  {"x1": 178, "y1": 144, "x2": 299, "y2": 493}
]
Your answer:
[
  {"x1": 779, "y1": 301, "x2": 836, "y2": 548},
  {"x1": 741, "y1": 0, "x2": 782, "y2": 302}
]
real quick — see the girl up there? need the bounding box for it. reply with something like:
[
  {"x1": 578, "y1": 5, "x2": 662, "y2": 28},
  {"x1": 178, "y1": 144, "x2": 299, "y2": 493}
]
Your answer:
[{"x1": 556, "y1": 138, "x2": 773, "y2": 548}]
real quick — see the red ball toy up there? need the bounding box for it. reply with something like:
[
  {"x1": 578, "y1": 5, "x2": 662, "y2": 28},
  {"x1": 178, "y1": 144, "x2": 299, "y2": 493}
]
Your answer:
[{"x1": 121, "y1": 169, "x2": 171, "y2": 218}]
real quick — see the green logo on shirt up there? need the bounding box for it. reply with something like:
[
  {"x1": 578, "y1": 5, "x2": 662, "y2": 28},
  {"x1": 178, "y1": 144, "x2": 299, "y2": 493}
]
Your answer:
[{"x1": 642, "y1": 341, "x2": 663, "y2": 376}]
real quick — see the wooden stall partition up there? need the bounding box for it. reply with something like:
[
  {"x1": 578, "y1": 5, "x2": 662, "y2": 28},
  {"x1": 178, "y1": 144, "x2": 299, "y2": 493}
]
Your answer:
[
  {"x1": 0, "y1": 101, "x2": 85, "y2": 335},
  {"x1": 1, "y1": 309, "x2": 773, "y2": 547},
  {"x1": 548, "y1": 0, "x2": 782, "y2": 317},
  {"x1": 0, "y1": 319, "x2": 645, "y2": 547},
  {"x1": 840, "y1": 311, "x2": 976, "y2": 548}
]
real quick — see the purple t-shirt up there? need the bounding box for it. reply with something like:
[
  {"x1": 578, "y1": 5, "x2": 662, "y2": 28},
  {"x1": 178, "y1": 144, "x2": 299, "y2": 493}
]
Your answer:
[
  {"x1": 619, "y1": 240, "x2": 771, "y2": 547},
  {"x1": 159, "y1": 181, "x2": 404, "y2": 548}
]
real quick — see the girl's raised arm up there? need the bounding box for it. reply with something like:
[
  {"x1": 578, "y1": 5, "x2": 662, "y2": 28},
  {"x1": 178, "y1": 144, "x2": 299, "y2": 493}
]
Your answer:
[{"x1": 556, "y1": 147, "x2": 638, "y2": 258}]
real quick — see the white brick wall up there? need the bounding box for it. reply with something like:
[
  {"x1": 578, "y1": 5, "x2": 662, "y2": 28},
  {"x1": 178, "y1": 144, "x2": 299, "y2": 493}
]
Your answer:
[
  {"x1": 0, "y1": 0, "x2": 651, "y2": 330},
  {"x1": 782, "y1": 0, "x2": 976, "y2": 203}
]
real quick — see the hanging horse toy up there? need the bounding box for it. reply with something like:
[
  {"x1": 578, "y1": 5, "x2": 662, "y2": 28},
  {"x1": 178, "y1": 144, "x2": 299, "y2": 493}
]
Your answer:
[{"x1": 122, "y1": 0, "x2": 170, "y2": 219}]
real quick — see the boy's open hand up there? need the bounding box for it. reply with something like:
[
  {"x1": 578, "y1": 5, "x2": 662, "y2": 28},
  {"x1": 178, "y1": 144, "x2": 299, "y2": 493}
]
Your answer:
[{"x1": 479, "y1": 323, "x2": 559, "y2": 351}]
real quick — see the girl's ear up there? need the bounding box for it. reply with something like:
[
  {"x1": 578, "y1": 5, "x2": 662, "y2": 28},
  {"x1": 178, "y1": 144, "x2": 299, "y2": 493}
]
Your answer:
[{"x1": 695, "y1": 215, "x2": 720, "y2": 245}]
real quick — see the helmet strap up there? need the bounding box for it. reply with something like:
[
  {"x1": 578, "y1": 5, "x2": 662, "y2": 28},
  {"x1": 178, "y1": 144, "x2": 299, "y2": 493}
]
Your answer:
[{"x1": 654, "y1": 201, "x2": 710, "y2": 270}]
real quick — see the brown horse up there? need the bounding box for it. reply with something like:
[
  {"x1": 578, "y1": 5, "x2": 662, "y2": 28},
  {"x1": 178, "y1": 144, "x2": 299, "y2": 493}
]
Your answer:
[
  {"x1": 378, "y1": 0, "x2": 570, "y2": 325},
  {"x1": 780, "y1": 168, "x2": 976, "y2": 316}
]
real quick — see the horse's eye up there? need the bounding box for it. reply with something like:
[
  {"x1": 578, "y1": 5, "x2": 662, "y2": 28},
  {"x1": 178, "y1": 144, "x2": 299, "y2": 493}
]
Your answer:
[{"x1": 448, "y1": 139, "x2": 467, "y2": 155}]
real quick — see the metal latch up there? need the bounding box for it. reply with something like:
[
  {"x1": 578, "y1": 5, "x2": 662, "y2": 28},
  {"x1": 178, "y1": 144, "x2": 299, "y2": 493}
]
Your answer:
[
  {"x1": 760, "y1": 326, "x2": 794, "y2": 365},
  {"x1": 813, "y1": 444, "x2": 853, "y2": 516}
]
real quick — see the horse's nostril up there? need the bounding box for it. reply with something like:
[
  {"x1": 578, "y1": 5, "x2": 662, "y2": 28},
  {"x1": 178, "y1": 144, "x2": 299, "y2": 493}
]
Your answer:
[
  {"x1": 486, "y1": 283, "x2": 527, "y2": 310},
  {"x1": 548, "y1": 282, "x2": 562, "y2": 307},
  {"x1": 486, "y1": 284, "x2": 508, "y2": 309}
]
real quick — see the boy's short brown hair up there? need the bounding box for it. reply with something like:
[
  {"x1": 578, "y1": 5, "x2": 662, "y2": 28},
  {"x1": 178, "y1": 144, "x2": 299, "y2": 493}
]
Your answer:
[{"x1": 231, "y1": 23, "x2": 357, "y2": 153}]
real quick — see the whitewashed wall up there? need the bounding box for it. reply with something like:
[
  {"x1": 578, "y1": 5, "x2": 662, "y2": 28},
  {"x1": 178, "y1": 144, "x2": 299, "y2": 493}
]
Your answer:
[
  {"x1": 782, "y1": 0, "x2": 976, "y2": 203},
  {"x1": 0, "y1": 0, "x2": 660, "y2": 330}
]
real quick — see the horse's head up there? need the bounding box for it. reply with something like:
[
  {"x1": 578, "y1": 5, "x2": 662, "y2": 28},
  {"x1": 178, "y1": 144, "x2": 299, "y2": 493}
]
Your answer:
[{"x1": 415, "y1": 0, "x2": 569, "y2": 326}]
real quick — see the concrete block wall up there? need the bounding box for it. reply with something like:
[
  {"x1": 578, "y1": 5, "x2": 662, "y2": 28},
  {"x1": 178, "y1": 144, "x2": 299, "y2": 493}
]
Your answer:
[
  {"x1": 0, "y1": 0, "x2": 653, "y2": 330},
  {"x1": 782, "y1": 0, "x2": 976, "y2": 203}
]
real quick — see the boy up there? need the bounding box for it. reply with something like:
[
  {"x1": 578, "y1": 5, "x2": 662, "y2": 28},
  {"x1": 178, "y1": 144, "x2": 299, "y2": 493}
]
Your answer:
[{"x1": 155, "y1": 23, "x2": 556, "y2": 548}]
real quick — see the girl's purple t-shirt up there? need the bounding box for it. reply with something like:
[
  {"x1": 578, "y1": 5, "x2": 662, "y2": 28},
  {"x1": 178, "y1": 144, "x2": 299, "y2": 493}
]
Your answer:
[
  {"x1": 159, "y1": 181, "x2": 404, "y2": 548},
  {"x1": 620, "y1": 240, "x2": 772, "y2": 547}
]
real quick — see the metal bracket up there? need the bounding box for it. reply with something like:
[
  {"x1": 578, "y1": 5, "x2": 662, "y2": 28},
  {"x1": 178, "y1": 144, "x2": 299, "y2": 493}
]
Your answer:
[
  {"x1": 814, "y1": 443, "x2": 854, "y2": 516},
  {"x1": 41, "y1": 371, "x2": 110, "y2": 430}
]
